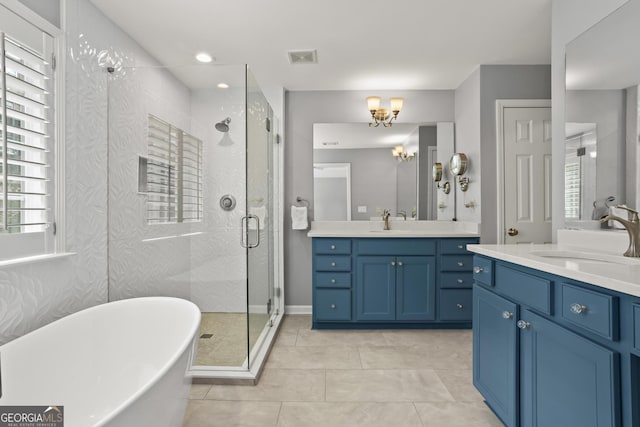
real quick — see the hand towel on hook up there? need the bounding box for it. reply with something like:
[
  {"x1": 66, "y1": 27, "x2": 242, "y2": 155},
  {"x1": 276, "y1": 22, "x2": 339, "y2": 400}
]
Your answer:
[{"x1": 291, "y1": 205, "x2": 308, "y2": 230}]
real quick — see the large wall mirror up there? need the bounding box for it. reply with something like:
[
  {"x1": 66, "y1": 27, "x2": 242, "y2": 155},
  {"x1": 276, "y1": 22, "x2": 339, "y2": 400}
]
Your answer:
[
  {"x1": 565, "y1": 1, "x2": 638, "y2": 224},
  {"x1": 312, "y1": 122, "x2": 455, "y2": 221}
]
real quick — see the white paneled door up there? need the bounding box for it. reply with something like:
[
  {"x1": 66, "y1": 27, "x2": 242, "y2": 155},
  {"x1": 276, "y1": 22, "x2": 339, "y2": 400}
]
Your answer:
[{"x1": 503, "y1": 107, "x2": 552, "y2": 244}]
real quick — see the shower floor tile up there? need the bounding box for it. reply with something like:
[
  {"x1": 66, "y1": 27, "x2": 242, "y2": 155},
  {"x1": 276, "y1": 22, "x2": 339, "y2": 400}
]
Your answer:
[{"x1": 195, "y1": 312, "x2": 271, "y2": 367}]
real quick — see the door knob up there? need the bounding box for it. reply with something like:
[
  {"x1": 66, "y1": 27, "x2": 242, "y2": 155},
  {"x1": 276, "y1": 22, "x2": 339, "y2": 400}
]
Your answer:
[{"x1": 507, "y1": 228, "x2": 519, "y2": 236}]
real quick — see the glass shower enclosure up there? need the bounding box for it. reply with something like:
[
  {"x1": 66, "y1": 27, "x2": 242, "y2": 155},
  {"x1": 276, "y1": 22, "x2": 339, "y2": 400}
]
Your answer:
[{"x1": 105, "y1": 62, "x2": 283, "y2": 379}]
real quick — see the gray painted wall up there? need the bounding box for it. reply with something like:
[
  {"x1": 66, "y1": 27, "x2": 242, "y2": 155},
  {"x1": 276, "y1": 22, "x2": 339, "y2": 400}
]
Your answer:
[
  {"x1": 314, "y1": 148, "x2": 398, "y2": 220},
  {"x1": 551, "y1": 0, "x2": 629, "y2": 236},
  {"x1": 417, "y1": 126, "x2": 437, "y2": 219},
  {"x1": 285, "y1": 90, "x2": 454, "y2": 306}
]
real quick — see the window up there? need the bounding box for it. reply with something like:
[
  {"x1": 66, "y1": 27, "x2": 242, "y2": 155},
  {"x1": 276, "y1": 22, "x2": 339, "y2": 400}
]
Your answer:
[
  {"x1": 0, "y1": 5, "x2": 57, "y2": 260},
  {"x1": 146, "y1": 114, "x2": 203, "y2": 224}
]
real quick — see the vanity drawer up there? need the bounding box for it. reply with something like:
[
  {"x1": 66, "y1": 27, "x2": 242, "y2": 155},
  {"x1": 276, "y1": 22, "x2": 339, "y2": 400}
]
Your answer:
[
  {"x1": 439, "y1": 272, "x2": 473, "y2": 288},
  {"x1": 634, "y1": 304, "x2": 640, "y2": 351},
  {"x1": 314, "y1": 238, "x2": 351, "y2": 255},
  {"x1": 315, "y1": 255, "x2": 351, "y2": 272},
  {"x1": 315, "y1": 272, "x2": 351, "y2": 288},
  {"x1": 315, "y1": 289, "x2": 351, "y2": 321},
  {"x1": 494, "y1": 264, "x2": 552, "y2": 315},
  {"x1": 357, "y1": 238, "x2": 436, "y2": 255},
  {"x1": 560, "y1": 283, "x2": 618, "y2": 341},
  {"x1": 439, "y1": 238, "x2": 477, "y2": 254},
  {"x1": 473, "y1": 256, "x2": 494, "y2": 286},
  {"x1": 440, "y1": 255, "x2": 474, "y2": 272},
  {"x1": 439, "y1": 289, "x2": 473, "y2": 321}
]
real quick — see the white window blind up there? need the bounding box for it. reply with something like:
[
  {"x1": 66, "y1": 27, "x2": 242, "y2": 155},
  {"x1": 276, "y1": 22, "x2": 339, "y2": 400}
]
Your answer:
[
  {"x1": 0, "y1": 27, "x2": 54, "y2": 237},
  {"x1": 146, "y1": 114, "x2": 202, "y2": 224}
]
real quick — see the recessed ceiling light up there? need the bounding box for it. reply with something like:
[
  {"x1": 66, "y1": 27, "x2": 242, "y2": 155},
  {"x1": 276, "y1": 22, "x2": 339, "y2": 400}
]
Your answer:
[
  {"x1": 217, "y1": 82, "x2": 229, "y2": 89},
  {"x1": 195, "y1": 52, "x2": 213, "y2": 63}
]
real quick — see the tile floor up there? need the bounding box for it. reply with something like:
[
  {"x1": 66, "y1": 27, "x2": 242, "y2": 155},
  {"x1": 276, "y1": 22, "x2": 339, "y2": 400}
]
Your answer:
[{"x1": 184, "y1": 315, "x2": 504, "y2": 427}]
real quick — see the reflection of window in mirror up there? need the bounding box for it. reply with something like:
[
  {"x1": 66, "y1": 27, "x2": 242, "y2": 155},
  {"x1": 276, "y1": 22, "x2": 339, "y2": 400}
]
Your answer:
[
  {"x1": 564, "y1": 123, "x2": 597, "y2": 220},
  {"x1": 313, "y1": 163, "x2": 352, "y2": 220}
]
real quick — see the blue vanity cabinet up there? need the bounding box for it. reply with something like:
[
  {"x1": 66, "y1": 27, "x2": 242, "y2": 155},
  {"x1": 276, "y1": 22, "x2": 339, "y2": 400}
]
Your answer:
[
  {"x1": 312, "y1": 236, "x2": 478, "y2": 328},
  {"x1": 519, "y1": 309, "x2": 619, "y2": 427},
  {"x1": 356, "y1": 255, "x2": 436, "y2": 321},
  {"x1": 472, "y1": 254, "x2": 624, "y2": 427},
  {"x1": 473, "y1": 284, "x2": 518, "y2": 427}
]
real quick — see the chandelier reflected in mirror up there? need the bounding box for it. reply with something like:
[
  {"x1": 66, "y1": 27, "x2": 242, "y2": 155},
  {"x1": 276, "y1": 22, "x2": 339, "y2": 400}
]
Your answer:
[
  {"x1": 392, "y1": 145, "x2": 415, "y2": 161},
  {"x1": 367, "y1": 96, "x2": 404, "y2": 127}
]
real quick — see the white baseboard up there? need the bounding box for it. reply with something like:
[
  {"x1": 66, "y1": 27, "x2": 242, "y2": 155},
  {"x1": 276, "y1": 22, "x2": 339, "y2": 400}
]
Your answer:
[{"x1": 285, "y1": 305, "x2": 312, "y2": 314}]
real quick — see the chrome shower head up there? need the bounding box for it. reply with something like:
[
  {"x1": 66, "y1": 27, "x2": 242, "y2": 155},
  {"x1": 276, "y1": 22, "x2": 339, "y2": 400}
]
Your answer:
[{"x1": 215, "y1": 117, "x2": 231, "y2": 133}]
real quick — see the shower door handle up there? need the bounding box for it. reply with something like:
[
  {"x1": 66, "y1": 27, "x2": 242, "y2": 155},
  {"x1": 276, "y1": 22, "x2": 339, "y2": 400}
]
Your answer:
[{"x1": 241, "y1": 215, "x2": 261, "y2": 249}]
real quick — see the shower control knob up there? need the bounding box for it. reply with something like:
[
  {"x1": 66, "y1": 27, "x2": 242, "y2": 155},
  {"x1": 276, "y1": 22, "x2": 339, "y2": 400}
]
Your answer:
[{"x1": 219, "y1": 194, "x2": 237, "y2": 211}]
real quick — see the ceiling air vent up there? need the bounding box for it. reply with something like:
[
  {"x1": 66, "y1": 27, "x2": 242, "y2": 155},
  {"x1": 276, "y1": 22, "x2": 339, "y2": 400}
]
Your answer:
[{"x1": 288, "y1": 50, "x2": 317, "y2": 64}]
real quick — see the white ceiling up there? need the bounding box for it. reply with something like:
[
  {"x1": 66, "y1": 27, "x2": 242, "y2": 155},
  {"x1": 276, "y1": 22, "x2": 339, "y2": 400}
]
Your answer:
[{"x1": 89, "y1": 0, "x2": 551, "y2": 91}]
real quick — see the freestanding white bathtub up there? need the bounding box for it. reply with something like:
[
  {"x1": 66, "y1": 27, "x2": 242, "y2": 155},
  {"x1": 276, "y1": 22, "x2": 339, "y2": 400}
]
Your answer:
[{"x1": 0, "y1": 297, "x2": 201, "y2": 426}]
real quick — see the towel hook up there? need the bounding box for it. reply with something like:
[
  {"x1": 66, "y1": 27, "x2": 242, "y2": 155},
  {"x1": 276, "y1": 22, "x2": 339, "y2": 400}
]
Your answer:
[{"x1": 296, "y1": 196, "x2": 310, "y2": 208}]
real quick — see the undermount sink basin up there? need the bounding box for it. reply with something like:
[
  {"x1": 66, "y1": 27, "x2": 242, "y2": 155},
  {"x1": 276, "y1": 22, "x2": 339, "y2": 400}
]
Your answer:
[{"x1": 529, "y1": 250, "x2": 640, "y2": 266}]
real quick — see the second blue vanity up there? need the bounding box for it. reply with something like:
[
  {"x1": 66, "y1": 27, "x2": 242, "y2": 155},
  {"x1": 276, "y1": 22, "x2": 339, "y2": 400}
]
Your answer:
[
  {"x1": 469, "y1": 242, "x2": 640, "y2": 427},
  {"x1": 311, "y1": 235, "x2": 479, "y2": 329}
]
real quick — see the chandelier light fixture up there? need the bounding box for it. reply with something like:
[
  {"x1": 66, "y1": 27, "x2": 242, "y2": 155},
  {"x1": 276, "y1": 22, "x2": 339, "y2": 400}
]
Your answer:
[
  {"x1": 367, "y1": 96, "x2": 404, "y2": 127},
  {"x1": 392, "y1": 145, "x2": 415, "y2": 161}
]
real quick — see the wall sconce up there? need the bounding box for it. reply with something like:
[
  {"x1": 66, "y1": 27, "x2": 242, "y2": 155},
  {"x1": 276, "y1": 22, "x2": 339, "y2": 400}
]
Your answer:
[
  {"x1": 432, "y1": 162, "x2": 450, "y2": 194},
  {"x1": 392, "y1": 145, "x2": 415, "y2": 161},
  {"x1": 367, "y1": 96, "x2": 404, "y2": 127},
  {"x1": 449, "y1": 153, "x2": 470, "y2": 192}
]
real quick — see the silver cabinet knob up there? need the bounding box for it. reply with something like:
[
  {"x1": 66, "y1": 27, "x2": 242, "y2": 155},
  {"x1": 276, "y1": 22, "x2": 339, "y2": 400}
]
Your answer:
[
  {"x1": 331, "y1": 262, "x2": 336, "y2": 267},
  {"x1": 330, "y1": 304, "x2": 336, "y2": 309},
  {"x1": 502, "y1": 311, "x2": 513, "y2": 319},
  {"x1": 398, "y1": 261, "x2": 403, "y2": 266},
  {"x1": 569, "y1": 303, "x2": 587, "y2": 314},
  {"x1": 516, "y1": 320, "x2": 530, "y2": 329},
  {"x1": 473, "y1": 266, "x2": 484, "y2": 273},
  {"x1": 457, "y1": 279, "x2": 464, "y2": 284},
  {"x1": 391, "y1": 261, "x2": 396, "y2": 266},
  {"x1": 331, "y1": 278, "x2": 336, "y2": 284},
  {"x1": 457, "y1": 262, "x2": 464, "y2": 267},
  {"x1": 456, "y1": 303, "x2": 464, "y2": 309},
  {"x1": 330, "y1": 245, "x2": 336, "y2": 250},
  {"x1": 457, "y1": 244, "x2": 464, "y2": 249}
]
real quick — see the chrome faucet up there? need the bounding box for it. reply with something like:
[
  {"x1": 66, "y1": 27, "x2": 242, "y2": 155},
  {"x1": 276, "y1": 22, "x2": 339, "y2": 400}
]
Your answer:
[
  {"x1": 398, "y1": 210, "x2": 407, "y2": 220},
  {"x1": 382, "y1": 209, "x2": 391, "y2": 230},
  {"x1": 600, "y1": 205, "x2": 640, "y2": 257}
]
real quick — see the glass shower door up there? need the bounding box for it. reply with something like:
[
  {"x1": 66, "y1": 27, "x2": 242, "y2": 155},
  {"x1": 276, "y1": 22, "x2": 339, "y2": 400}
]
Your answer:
[{"x1": 245, "y1": 68, "x2": 275, "y2": 367}]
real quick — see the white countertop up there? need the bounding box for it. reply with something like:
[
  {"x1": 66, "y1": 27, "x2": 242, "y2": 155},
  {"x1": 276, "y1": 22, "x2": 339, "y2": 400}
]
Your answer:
[
  {"x1": 467, "y1": 243, "x2": 640, "y2": 298},
  {"x1": 307, "y1": 220, "x2": 480, "y2": 238}
]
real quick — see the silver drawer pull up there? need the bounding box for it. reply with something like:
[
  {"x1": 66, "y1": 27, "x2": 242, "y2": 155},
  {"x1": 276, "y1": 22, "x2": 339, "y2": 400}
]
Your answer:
[
  {"x1": 330, "y1": 245, "x2": 336, "y2": 250},
  {"x1": 457, "y1": 279, "x2": 464, "y2": 284},
  {"x1": 473, "y1": 266, "x2": 484, "y2": 273},
  {"x1": 331, "y1": 262, "x2": 336, "y2": 267},
  {"x1": 457, "y1": 262, "x2": 464, "y2": 267},
  {"x1": 502, "y1": 311, "x2": 513, "y2": 319},
  {"x1": 331, "y1": 304, "x2": 336, "y2": 309},
  {"x1": 398, "y1": 261, "x2": 403, "y2": 266},
  {"x1": 457, "y1": 244, "x2": 464, "y2": 249},
  {"x1": 456, "y1": 303, "x2": 463, "y2": 309},
  {"x1": 569, "y1": 303, "x2": 587, "y2": 315},
  {"x1": 331, "y1": 278, "x2": 336, "y2": 284},
  {"x1": 391, "y1": 261, "x2": 396, "y2": 266},
  {"x1": 517, "y1": 320, "x2": 530, "y2": 329}
]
